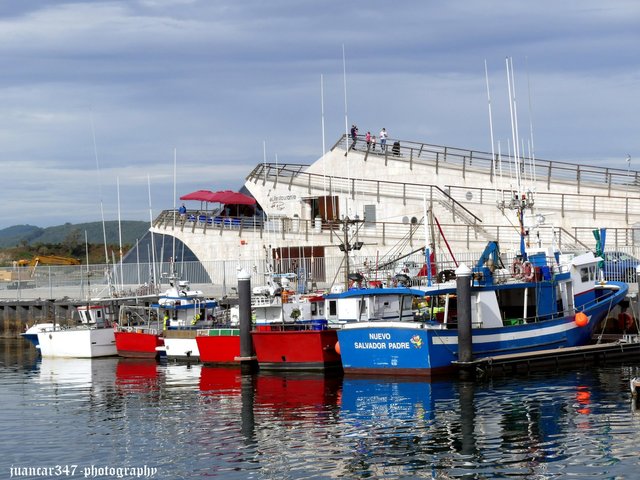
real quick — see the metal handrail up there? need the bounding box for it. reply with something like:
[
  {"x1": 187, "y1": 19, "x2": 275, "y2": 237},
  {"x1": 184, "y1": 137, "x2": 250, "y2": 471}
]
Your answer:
[{"x1": 332, "y1": 134, "x2": 639, "y2": 189}]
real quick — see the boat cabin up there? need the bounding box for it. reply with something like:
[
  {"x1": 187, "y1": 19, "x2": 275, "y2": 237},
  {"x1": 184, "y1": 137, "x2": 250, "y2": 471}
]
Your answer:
[
  {"x1": 324, "y1": 287, "x2": 424, "y2": 325},
  {"x1": 77, "y1": 304, "x2": 116, "y2": 327},
  {"x1": 418, "y1": 251, "x2": 602, "y2": 328}
]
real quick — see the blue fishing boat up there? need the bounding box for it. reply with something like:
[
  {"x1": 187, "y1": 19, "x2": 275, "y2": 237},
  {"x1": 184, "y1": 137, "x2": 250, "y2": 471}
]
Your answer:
[{"x1": 336, "y1": 243, "x2": 629, "y2": 376}]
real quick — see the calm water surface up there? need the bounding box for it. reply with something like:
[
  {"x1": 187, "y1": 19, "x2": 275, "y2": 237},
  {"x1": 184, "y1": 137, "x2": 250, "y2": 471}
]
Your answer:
[{"x1": 2, "y1": 338, "x2": 640, "y2": 479}]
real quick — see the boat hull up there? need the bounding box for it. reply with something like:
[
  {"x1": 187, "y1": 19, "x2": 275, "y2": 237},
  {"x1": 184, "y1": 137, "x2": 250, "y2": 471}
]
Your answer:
[
  {"x1": 115, "y1": 330, "x2": 163, "y2": 359},
  {"x1": 337, "y1": 294, "x2": 625, "y2": 376},
  {"x1": 161, "y1": 329, "x2": 203, "y2": 361},
  {"x1": 37, "y1": 328, "x2": 117, "y2": 358},
  {"x1": 21, "y1": 333, "x2": 40, "y2": 347},
  {"x1": 252, "y1": 328, "x2": 341, "y2": 371},
  {"x1": 21, "y1": 323, "x2": 56, "y2": 347},
  {"x1": 195, "y1": 329, "x2": 240, "y2": 364}
]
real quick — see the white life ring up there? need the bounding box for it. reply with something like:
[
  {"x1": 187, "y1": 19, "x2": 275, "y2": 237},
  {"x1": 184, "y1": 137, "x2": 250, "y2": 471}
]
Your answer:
[
  {"x1": 522, "y1": 261, "x2": 535, "y2": 282},
  {"x1": 511, "y1": 258, "x2": 524, "y2": 278}
]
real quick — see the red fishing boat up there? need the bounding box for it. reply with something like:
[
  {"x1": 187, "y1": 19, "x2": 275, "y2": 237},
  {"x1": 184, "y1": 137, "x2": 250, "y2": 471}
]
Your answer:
[
  {"x1": 251, "y1": 294, "x2": 342, "y2": 371},
  {"x1": 114, "y1": 278, "x2": 219, "y2": 359},
  {"x1": 195, "y1": 327, "x2": 241, "y2": 364},
  {"x1": 113, "y1": 306, "x2": 164, "y2": 359}
]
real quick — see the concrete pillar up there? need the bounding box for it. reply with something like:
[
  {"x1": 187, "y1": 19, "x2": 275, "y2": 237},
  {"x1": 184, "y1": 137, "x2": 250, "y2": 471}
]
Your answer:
[{"x1": 456, "y1": 264, "x2": 473, "y2": 364}]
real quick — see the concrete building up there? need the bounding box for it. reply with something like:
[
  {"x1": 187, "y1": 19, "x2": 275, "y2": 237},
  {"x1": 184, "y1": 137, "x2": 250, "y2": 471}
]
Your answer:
[{"x1": 151, "y1": 134, "x2": 640, "y2": 288}]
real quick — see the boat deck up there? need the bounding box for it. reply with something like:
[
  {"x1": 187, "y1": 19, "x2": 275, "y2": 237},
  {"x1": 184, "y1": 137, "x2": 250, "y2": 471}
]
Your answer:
[{"x1": 454, "y1": 338, "x2": 640, "y2": 377}]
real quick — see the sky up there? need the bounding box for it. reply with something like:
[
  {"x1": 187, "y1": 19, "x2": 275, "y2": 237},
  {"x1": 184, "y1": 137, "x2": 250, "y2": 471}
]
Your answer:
[{"x1": 0, "y1": 1, "x2": 638, "y2": 229}]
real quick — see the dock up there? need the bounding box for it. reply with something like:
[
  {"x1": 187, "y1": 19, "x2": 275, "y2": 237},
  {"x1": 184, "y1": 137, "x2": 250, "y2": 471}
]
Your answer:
[{"x1": 455, "y1": 337, "x2": 640, "y2": 377}]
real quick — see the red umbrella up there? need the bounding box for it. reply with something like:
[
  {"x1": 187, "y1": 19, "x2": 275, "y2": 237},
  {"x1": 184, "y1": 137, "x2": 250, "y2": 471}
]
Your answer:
[
  {"x1": 212, "y1": 190, "x2": 256, "y2": 205},
  {"x1": 179, "y1": 190, "x2": 218, "y2": 202}
]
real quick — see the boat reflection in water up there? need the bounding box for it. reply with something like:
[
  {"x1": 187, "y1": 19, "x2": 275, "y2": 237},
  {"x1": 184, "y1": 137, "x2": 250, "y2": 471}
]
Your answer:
[
  {"x1": 36, "y1": 356, "x2": 118, "y2": 390},
  {"x1": 340, "y1": 376, "x2": 457, "y2": 422},
  {"x1": 26, "y1": 345, "x2": 633, "y2": 478},
  {"x1": 198, "y1": 366, "x2": 242, "y2": 394},
  {"x1": 336, "y1": 373, "x2": 611, "y2": 478},
  {"x1": 115, "y1": 358, "x2": 162, "y2": 394},
  {"x1": 198, "y1": 367, "x2": 342, "y2": 411}
]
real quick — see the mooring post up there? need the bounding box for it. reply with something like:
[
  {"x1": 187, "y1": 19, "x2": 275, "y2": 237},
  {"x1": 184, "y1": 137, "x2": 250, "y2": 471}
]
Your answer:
[
  {"x1": 236, "y1": 268, "x2": 257, "y2": 373},
  {"x1": 456, "y1": 263, "x2": 473, "y2": 365}
]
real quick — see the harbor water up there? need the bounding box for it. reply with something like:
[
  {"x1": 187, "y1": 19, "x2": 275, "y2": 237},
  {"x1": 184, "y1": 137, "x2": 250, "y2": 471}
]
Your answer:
[{"x1": 2, "y1": 338, "x2": 640, "y2": 479}]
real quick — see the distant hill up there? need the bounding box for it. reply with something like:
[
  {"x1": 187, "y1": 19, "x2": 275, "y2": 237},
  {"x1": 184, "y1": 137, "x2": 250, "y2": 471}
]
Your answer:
[{"x1": 0, "y1": 221, "x2": 150, "y2": 248}]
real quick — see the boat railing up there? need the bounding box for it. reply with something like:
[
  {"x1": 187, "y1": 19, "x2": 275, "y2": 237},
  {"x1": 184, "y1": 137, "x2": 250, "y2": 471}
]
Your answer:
[
  {"x1": 196, "y1": 326, "x2": 240, "y2": 336},
  {"x1": 503, "y1": 285, "x2": 623, "y2": 327},
  {"x1": 256, "y1": 323, "x2": 327, "y2": 332},
  {"x1": 252, "y1": 295, "x2": 280, "y2": 307},
  {"x1": 118, "y1": 305, "x2": 160, "y2": 331}
]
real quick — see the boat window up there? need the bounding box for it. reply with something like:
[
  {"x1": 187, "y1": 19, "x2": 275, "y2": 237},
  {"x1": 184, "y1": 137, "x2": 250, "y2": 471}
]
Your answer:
[
  {"x1": 358, "y1": 300, "x2": 367, "y2": 320},
  {"x1": 402, "y1": 297, "x2": 413, "y2": 310},
  {"x1": 96, "y1": 310, "x2": 102, "y2": 318},
  {"x1": 580, "y1": 267, "x2": 590, "y2": 282},
  {"x1": 328, "y1": 300, "x2": 337, "y2": 317},
  {"x1": 579, "y1": 265, "x2": 597, "y2": 282}
]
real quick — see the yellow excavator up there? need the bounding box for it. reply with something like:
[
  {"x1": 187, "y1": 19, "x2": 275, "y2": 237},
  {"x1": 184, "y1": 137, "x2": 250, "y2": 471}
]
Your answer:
[
  {"x1": 4, "y1": 255, "x2": 80, "y2": 289},
  {"x1": 16, "y1": 255, "x2": 81, "y2": 276},
  {"x1": 17, "y1": 255, "x2": 81, "y2": 268}
]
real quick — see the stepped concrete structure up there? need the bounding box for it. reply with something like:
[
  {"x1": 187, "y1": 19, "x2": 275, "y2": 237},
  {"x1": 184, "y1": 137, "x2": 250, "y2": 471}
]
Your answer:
[{"x1": 152, "y1": 135, "x2": 640, "y2": 286}]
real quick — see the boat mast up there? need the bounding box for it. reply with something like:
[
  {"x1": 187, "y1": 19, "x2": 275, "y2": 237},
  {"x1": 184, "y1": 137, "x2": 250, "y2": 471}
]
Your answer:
[
  {"x1": 342, "y1": 44, "x2": 351, "y2": 217},
  {"x1": 505, "y1": 58, "x2": 533, "y2": 258},
  {"x1": 117, "y1": 177, "x2": 124, "y2": 294},
  {"x1": 423, "y1": 195, "x2": 432, "y2": 286},
  {"x1": 147, "y1": 175, "x2": 157, "y2": 288},
  {"x1": 506, "y1": 57, "x2": 522, "y2": 193},
  {"x1": 172, "y1": 148, "x2": 177, "y2": 273},
  {"x1": 90, "y1": 113, "x2": 109, "y2": 266},
  {"x1": 484, "y1": 60, "x2": 500, "y2": 206},
  {"x1": 320, "y1": 74, "x2": 328, "y2": 227}
]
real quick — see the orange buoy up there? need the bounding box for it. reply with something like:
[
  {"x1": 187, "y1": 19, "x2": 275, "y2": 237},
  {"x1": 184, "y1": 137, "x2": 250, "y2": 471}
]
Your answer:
[
  {"x1": 334, "y1": 341, "x2": 341, "y2": 355},
  {"x1": 575, "y1": 312, "x2": 589, "y2": 327}
]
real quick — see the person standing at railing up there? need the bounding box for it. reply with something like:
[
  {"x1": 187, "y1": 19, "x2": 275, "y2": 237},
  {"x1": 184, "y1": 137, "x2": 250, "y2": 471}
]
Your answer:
[
  {"x1": 380, "y1": 127, "x2": 388, "y2": 151},
  {"x1": 371, "y1": 135, "x2": 377, "y2": 151},
  {"x1": 350, "y1": 124, "x2": 358, "y2": 150},
  {"x1": 365, "y1": 131, "x2": 371, "y2": 149}
]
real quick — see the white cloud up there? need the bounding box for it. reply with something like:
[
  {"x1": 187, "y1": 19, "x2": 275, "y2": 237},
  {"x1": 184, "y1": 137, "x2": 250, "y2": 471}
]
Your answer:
[{"x1": 0, "y1": 0, "x2": 638, "y2": 228}]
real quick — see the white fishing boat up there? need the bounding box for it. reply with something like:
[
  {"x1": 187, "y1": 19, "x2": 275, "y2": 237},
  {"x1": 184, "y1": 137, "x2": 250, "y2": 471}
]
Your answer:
[{"x1": 36, "y1": 304, "x2": 118, "y2": 358}]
